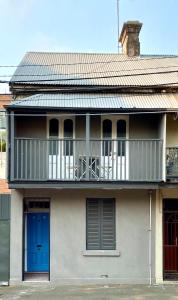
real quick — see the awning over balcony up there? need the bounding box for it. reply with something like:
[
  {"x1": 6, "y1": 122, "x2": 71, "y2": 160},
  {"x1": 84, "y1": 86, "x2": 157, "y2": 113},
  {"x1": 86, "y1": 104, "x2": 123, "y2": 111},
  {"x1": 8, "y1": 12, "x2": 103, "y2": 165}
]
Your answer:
[{"x1": 7, "y1": 93, "x2": 178, "y2": 111}]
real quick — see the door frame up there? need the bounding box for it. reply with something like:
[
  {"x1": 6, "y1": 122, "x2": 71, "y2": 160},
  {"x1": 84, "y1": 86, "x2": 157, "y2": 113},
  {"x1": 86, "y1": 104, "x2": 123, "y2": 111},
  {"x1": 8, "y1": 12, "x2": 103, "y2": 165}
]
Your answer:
[
  {"x1": 22, "y1": 198, "x2": 50, "y2": 281},
  {"x1": 47, "y1": 115, "x2": 75, "y2": 179},
  {"x1": 101, "y1": 115, "x2": 129, "y2": 180},
  {"x1": 155, "y1": 194, "x2": 178, "y2": 284},
  {"x1": 163, "y1": 198, "x2": 178, "y2": 280}
]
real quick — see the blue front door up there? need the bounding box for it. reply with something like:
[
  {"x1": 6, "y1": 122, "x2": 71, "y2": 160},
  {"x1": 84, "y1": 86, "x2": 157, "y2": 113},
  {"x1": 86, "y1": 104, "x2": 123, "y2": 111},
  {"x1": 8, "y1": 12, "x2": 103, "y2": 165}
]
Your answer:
[{"x1": 27, "y1": 213, "x2": 49, "y2": 272}]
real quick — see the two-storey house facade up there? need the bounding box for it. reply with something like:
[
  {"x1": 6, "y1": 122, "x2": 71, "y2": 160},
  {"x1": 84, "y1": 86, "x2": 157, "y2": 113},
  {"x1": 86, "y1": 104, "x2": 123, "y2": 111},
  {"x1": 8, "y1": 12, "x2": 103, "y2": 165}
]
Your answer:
[{"x1": 7, "y1": 21, "x2": 178, "y2": 284}]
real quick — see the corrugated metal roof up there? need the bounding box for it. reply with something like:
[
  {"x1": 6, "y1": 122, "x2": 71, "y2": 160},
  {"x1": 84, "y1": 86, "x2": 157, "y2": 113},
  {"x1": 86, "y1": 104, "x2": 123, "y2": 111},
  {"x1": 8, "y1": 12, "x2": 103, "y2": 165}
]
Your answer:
[
  {"x1": 10, "y1": 52, "x2": 178, "y2": 87},
  {"x1": 8, "y1": 93, "x2": 178, "y2": 110}
]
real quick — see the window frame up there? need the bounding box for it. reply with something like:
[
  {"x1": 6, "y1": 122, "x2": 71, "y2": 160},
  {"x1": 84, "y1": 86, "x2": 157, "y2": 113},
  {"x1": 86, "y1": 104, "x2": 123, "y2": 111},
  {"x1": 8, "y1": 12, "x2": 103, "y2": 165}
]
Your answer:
[
  {"x1": 117, "y1": 119, "x2": 127, "y2": 156},
  {"x1": 101, "y1": 115, "x2": 129, "y2": 139},
  {"x1": 48, "y1": 118, "x2": 59, "y2": 155},
  {"x1": 63, "y1": 118, "x2": 74, "y2": 156},
  {"x1": 86, "y1": 198, "x2": 116, "y2": 251}
]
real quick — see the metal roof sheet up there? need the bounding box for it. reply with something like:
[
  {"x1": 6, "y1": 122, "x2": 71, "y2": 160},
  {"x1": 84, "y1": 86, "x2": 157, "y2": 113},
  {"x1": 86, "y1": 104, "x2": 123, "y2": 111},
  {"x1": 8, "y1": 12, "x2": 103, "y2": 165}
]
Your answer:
[
  {"x1": 8, "y1": 93, "x2": 178, "y2": 110},
  {"x1": 10, "y1": 52, "x2": 178, "y2": 87}
]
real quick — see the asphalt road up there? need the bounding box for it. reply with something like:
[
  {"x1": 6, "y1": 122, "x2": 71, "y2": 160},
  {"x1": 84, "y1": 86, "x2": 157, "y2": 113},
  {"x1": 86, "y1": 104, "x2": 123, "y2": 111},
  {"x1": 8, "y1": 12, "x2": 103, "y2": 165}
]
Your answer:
[{"x1": 1, "y1": 284, "x2": 178, "y2": 300}]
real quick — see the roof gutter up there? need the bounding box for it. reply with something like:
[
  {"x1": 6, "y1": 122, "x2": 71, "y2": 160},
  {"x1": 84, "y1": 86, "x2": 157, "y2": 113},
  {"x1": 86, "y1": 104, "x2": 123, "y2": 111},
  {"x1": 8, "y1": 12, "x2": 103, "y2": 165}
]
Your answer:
[{"x1": 4, "y1": 106, "x2": 178, "y2": 114}]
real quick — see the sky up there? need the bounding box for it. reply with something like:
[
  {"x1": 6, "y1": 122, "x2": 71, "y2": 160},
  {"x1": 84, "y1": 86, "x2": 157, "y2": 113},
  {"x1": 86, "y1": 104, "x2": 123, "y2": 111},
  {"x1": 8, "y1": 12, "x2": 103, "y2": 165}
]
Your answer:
[{"x1": 0, "y1": 0, "x2": 178, "y2": 93}]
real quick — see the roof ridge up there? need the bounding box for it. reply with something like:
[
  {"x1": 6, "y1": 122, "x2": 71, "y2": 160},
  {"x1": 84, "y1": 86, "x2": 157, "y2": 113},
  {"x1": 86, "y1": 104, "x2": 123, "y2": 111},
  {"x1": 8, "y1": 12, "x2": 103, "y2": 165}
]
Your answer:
[
  {"x1": 25, "y1": 52, "x2": 178, "y2": 57},
  {"x1": 26, "y1": 51, "x2": 125, "y2": 56},
  {"x1": 141, "y1": 54, "x2": 177, "y2": 57},
  {"x1": 11, "y1": 92, "x2": 178, "y2": 99}
]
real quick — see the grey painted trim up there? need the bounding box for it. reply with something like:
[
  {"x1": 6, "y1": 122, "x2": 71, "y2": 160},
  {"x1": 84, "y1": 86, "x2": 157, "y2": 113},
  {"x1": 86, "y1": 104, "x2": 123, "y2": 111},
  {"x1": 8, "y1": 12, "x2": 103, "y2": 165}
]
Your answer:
[
  {"x1": 160, "y1": 183, "x2": 178, "y2": 188},
  {"x1": 9, "y1": 182, "x2": 160, "y2": 189},
  {"x1": 82, "y1": 250, "x2": 120, "y2": 257}
]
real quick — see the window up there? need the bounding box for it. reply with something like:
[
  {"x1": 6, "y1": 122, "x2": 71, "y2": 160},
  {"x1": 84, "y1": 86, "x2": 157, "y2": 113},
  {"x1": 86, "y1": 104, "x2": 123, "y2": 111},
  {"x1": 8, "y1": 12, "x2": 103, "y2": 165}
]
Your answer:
[
  {"x1": 86, "y1": 198, "x2": 116, "y2": 250},
  {"x1": 49, "y1": 119, "x2": 59, "y2": 137},
  {"x1": 64, "y1": 119, "x2": 73, "y2": 156},
  {"x1": 117, "y1": 120, "x2": 126, "y2": 156},
  {"x1": 102, "y1": 119, "x2": 112, "y2": 156},
  {"x1": 49, "y1": 119, "x2": 59, "y2": 155}
]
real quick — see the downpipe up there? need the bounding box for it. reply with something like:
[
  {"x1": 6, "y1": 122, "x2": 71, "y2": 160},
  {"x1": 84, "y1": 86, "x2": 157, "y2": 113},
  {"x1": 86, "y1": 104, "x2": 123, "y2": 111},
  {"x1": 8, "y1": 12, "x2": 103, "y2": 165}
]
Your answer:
[{"x1": 148, "y1": 190, "x2": 152, "y2": 286}]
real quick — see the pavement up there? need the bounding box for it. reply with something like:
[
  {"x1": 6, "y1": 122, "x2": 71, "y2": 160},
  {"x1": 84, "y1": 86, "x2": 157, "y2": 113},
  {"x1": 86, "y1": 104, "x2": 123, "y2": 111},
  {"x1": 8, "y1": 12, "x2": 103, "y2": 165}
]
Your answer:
[{"x1": 1, "y1": 284, "x2": 178, "y2": 300}]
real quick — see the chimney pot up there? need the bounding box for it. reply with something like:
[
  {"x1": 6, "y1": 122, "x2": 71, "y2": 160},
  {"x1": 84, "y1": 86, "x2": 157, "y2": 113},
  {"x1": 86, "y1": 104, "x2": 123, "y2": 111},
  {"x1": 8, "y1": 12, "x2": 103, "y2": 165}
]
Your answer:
[{"x1": 119, "y1": 21, "x2": 142, "y2": 57}]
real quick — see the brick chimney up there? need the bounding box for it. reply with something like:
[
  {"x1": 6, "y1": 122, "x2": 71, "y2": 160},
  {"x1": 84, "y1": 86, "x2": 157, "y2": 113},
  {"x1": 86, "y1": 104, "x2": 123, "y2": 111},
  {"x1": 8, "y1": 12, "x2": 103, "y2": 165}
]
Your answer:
[{"x1": 119, "y1": 21, "x2": 142, "y2": 57}]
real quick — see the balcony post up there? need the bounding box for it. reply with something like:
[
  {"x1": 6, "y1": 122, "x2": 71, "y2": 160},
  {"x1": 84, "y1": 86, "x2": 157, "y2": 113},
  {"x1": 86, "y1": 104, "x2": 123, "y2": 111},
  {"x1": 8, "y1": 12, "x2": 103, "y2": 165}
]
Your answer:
[
  {"x1": 159, "y1": 113, "x2": 166, "y2": 181},
  {"x1": 86, "y1": 113, "x2": 90, "y2": 180},
  {"x1": 10, "y1": 111, "x2": 15, "y2": 181}
]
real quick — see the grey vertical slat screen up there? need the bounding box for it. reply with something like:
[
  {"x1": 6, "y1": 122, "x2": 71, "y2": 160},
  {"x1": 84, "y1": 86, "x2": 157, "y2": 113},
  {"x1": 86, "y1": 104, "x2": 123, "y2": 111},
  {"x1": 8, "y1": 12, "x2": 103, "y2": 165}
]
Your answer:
[
  {"x1": 0, "y1": 194, "x2": 10, "y2": 282},
  {"x1": 0, "y1": 194, "x2": 10, "y2": 220},
  {"x1": 86, "y1": 198, "x2": 116, "y2": 250},
  {"x1": 0, "y1": 221, "x2": 10, "y2": 282}
]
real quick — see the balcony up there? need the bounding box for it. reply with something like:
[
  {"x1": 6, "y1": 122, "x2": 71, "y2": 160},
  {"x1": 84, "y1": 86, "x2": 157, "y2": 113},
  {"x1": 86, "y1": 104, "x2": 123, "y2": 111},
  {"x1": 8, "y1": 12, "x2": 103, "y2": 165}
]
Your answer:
[{"x1": 10, "y1": 138, "x2": 163, "y2": 183}]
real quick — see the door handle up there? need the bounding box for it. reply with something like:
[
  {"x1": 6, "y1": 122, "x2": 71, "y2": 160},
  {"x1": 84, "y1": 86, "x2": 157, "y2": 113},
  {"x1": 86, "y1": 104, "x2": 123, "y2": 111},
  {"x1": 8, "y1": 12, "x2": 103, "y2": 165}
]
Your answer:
[{"x1": 37, "y1": 245, "x2": 42, "y2": 248}]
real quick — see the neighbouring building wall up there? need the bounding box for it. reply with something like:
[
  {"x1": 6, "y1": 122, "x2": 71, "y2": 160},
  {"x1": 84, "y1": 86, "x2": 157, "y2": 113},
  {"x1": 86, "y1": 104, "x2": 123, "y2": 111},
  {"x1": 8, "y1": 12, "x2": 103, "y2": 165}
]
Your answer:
[{"x1": 10, "y1": 188, "x2": 156, "y2": 284}]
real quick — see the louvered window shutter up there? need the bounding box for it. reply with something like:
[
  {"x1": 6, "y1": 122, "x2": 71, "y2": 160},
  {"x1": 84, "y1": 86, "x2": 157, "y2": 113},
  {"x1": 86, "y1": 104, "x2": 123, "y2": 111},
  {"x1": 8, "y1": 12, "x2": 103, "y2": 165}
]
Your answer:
[
  {"x1": 86, "y1": 199, "x2": 100, "y2": 250},
  {"x1": 101, "y1": 198, "x2": 116, "y2": 250},
  {"x1": 86, "y1": 198, "x2": 116, "y2": 250}
]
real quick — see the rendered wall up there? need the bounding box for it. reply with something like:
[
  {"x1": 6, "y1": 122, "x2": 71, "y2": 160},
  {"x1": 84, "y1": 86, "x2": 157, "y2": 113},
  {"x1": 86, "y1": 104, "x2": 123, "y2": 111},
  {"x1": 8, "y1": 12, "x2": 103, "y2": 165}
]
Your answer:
[{"x1": 10, "y1": 189, "x2": 156, "y2": 284}]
